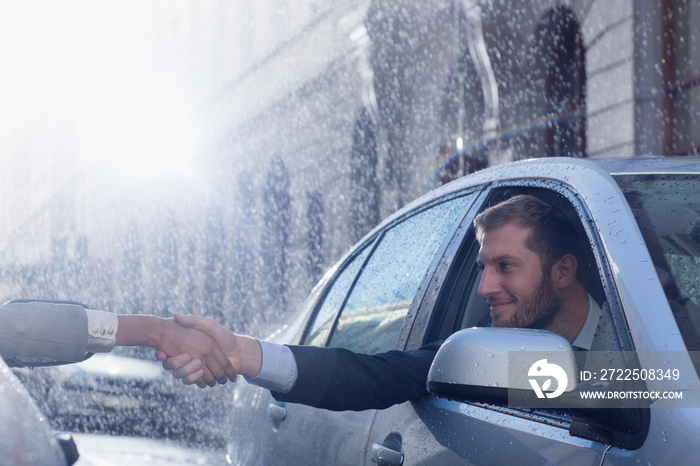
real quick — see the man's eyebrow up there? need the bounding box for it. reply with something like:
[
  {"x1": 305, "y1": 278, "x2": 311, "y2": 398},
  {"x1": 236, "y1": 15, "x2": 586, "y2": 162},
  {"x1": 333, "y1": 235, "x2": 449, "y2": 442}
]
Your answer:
[{"x1": 480, "y1": 254, "x2": 521, "y2": 265}]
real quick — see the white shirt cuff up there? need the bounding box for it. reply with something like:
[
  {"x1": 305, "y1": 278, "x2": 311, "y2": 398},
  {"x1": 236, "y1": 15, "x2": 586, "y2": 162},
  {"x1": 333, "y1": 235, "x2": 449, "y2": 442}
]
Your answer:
[
  {"x1": 85, "y1": 309, "x2": 118, "y2": 353},
  {"x1": 246, "y1": 340, "x2": 298, "y2": 394}
]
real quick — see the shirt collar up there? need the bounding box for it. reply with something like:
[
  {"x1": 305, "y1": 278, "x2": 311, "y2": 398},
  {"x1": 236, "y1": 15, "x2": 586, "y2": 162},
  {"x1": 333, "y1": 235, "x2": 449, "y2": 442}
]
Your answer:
[{"x1": 571, "y1": 293, "x2": 602, "y2": 351}]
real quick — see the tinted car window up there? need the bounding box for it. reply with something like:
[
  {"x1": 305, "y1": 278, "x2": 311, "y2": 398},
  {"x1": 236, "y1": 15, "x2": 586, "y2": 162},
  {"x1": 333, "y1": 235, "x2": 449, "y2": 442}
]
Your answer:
[
  {"x1": 328, "y1": 195, "x2": 472, "y2": 354},
  {"x1": 616, "y1": 174, "x2": 700, "y2": 354},
  {"x1": 303, "y1": 244, "x2": 373, "y2": 346}
]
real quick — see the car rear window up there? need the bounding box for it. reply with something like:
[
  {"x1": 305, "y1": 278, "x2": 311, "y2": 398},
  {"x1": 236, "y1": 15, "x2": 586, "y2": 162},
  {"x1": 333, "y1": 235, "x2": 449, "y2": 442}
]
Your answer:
[{"x1": 615, "y1": 174, "x2": 700, "y2": 352}]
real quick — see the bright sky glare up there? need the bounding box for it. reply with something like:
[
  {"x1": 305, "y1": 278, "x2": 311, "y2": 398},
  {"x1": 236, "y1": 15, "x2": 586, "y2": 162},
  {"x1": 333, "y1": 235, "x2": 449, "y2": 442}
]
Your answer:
[
  {"x1": 87, "y1": 82, "x2": 197, "y2": 181},
  {"x1": 0, "y1": 0, "x2": 201, "y2": 182}
]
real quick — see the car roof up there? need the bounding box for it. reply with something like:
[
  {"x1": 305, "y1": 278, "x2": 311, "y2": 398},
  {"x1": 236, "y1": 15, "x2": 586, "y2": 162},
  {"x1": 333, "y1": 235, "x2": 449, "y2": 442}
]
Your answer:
[
  {"x1": 375, "y1": 156, "x2": 699, "y2": 234},
  {"x1": 342, "y1": 155, "x2": 700, "y2": 271},
  {"x1": 431, "y1": 154, "x2": 699, "y2": 197},
  {"x1": 588, "y1": 155, "x2": 700, "y2": 175}
]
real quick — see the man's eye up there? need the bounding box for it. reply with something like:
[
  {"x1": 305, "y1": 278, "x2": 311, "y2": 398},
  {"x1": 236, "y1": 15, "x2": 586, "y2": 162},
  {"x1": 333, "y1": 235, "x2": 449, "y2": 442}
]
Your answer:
[{"x1": 499, "y1": 263, "x2": 512, "y2": 271}]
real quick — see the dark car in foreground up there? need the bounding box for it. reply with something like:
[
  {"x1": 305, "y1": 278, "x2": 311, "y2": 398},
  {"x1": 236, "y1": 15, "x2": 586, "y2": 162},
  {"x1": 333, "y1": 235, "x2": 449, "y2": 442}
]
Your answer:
[
  {"x1": 0, "y1": 356, "x2": 78, "y2": 465},
  {"x1": 4, "y1": 344, "x2": 228, "y2": 465},
  {"x1": 226, "y1": 156, "x2": 700, "y2": 465}
]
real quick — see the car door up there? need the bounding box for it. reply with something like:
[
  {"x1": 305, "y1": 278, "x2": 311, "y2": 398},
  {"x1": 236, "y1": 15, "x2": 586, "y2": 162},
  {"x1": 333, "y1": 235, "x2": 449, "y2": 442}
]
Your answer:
[
  {"x1": 363, "y1": 174, "x2": 645, "y2": 465},
  {"x1": 598, "y1": 171, "x2": 700, "y2": 465},
  {"x1": 256, "y1": 191, "x2": 479, "y2": 465}
]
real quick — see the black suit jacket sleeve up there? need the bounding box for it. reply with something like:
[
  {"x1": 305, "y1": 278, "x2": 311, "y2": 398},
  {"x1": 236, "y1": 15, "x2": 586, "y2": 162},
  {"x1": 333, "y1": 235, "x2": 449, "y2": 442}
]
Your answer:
[{"x1": 270, "y1": 341, "x2": 442, "y2": 411}]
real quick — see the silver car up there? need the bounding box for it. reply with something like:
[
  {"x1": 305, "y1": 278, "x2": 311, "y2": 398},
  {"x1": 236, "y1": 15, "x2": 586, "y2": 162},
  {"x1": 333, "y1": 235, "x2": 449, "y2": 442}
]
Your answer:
[{"x1": 227, "y1": 156, "x2": 700, "y2": 465}]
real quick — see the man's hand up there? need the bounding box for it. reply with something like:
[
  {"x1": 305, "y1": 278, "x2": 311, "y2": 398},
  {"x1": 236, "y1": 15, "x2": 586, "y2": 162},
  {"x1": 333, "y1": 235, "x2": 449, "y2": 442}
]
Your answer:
[
  {"x1": 116, "y1": 315, "x2": 237, "y2": 388},
  {"x1": 156, "y1": 314, "x2": 263, "y2": 387}
]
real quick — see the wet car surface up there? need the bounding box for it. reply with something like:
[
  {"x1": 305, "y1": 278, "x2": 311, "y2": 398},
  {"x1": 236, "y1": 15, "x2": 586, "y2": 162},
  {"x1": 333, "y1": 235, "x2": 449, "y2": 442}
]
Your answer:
[{"x1": 227, "y1": 157, "x2": 700, "y2": 465}]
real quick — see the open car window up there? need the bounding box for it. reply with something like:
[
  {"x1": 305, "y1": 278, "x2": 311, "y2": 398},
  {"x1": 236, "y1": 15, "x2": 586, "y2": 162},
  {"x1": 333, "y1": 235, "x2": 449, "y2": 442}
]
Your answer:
[{"x1": 425, "y1": 186, "x2": 606, "y2": 344}]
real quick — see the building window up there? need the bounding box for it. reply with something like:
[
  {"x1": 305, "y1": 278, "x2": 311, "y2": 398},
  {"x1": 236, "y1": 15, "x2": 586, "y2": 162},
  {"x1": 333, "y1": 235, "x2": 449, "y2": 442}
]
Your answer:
[
  {"x1": 531, "y1": 6, "x2": 587, "y2": 158},
  {"x1": 664, "y1": 0, "x2": 700, "y2": 155}
]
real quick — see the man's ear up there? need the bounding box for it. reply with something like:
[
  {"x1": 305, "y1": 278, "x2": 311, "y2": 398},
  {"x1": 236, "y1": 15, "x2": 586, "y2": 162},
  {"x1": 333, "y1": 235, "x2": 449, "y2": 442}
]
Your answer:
[{"x1": 553, "y1": 254, "x2": 578, "y2": 290}]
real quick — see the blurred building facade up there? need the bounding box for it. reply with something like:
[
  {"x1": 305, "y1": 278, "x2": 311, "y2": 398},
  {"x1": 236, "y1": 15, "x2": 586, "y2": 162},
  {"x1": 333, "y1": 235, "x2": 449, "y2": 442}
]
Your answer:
[{"x1": 0, "y1": 0, "x2": 698, "y2": 332}]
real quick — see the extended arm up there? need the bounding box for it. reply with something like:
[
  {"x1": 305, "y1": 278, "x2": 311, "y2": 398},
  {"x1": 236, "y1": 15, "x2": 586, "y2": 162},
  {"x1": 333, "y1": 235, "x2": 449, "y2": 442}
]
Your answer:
[
  {"x1": 0, "y1": 300, "x2": 236, "y2": 386},
  {"x1": 273, "y1": 343, "x2": 439, "y2": 411},
  {"x1": 161, "y1": 313, "x2": 440, "y2": 410}
]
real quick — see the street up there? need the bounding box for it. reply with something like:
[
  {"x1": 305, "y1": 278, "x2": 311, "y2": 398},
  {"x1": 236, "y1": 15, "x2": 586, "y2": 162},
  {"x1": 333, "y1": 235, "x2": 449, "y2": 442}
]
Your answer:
[{"x1": 72, "y1": 433, "x2": 226, "y2": 466}]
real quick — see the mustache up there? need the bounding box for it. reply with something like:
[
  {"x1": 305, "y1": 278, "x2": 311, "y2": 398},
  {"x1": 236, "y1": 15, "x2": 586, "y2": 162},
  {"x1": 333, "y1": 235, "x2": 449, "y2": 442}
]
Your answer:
[{"x1": 483, "y1": 297, "x2": 512, "y2": 306}]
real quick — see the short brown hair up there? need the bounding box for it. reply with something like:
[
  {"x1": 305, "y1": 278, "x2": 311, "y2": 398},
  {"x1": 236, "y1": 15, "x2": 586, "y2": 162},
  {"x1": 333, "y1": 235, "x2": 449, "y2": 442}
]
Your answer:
[{"x1": 473, "y1": 194, "x2": 588, "y2": 284}]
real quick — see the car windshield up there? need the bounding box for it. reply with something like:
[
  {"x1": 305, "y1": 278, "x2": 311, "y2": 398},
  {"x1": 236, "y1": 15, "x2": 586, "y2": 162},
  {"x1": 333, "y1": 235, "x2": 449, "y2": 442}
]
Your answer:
[{"x1": 615, "y1": 174, "x2": 700, "y2": 352}]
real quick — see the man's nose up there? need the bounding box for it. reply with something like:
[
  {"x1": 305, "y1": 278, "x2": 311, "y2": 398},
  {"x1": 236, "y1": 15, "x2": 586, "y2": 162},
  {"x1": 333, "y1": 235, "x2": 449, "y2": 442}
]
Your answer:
[{"x1": 477, "y1": 267, "x2": 500, "y2": 298}]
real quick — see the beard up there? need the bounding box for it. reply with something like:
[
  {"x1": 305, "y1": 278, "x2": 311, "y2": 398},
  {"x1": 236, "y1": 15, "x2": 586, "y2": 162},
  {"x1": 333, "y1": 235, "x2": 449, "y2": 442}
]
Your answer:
[{"x1": 490, "y1": 271, "x2": 561, "y2": 329}]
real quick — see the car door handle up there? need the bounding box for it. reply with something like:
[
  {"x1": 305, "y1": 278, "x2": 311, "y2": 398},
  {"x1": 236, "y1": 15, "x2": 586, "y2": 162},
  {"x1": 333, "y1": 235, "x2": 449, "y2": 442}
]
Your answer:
[
  {"x1": 369, "y1": 442, "x2": 404, "y2": 465},
  {"x1": 268, "y1": 402, "x2": 287, "y2": 422}
]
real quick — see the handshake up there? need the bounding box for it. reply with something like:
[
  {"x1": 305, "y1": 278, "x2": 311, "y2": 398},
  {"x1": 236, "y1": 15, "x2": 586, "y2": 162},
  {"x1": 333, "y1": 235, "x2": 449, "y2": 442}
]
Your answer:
[{"x1": 119, "y1": 313, "x2": 263, "y2": 389}]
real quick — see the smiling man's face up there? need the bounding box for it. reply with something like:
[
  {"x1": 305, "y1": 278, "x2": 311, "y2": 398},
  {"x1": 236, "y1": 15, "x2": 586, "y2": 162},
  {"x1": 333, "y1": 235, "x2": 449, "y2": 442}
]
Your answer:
[{"x1": 477, "y1": 222, "x2": 561, "y2": 329}]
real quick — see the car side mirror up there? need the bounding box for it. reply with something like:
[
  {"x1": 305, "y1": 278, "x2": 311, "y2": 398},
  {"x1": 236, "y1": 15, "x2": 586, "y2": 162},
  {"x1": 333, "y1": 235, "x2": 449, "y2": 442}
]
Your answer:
[{"x1": 427, "y1": 327, "x2": 578, "y2": 405}]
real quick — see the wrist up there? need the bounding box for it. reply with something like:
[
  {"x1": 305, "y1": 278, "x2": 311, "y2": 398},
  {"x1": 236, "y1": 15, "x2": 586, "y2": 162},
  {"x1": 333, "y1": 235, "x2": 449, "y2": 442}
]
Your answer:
[
  {"x1": 116, "y1": 315, "x2": 164, "y2": 348},
  {"x1": 232, "y1": 335, "x2": 263, "y2": 378}
]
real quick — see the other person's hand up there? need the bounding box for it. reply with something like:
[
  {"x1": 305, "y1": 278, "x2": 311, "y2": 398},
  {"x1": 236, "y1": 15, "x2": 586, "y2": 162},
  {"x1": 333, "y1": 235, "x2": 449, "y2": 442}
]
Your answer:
[{"x1": 156, "y1": 314, "x2": 262, "y2": 388}]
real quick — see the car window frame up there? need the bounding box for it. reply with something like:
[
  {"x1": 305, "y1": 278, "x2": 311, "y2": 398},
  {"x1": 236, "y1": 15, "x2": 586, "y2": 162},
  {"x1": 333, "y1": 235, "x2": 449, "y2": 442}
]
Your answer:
[
  {"x1": 403, "y1": 179, "x2": 649, "y2": 445},
  {"x1": 407, "y1": 180, "x2": 636, "y2": 352},
  {"x1": 488, "y1": 180, "x2": 637, "y2": 353}
]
